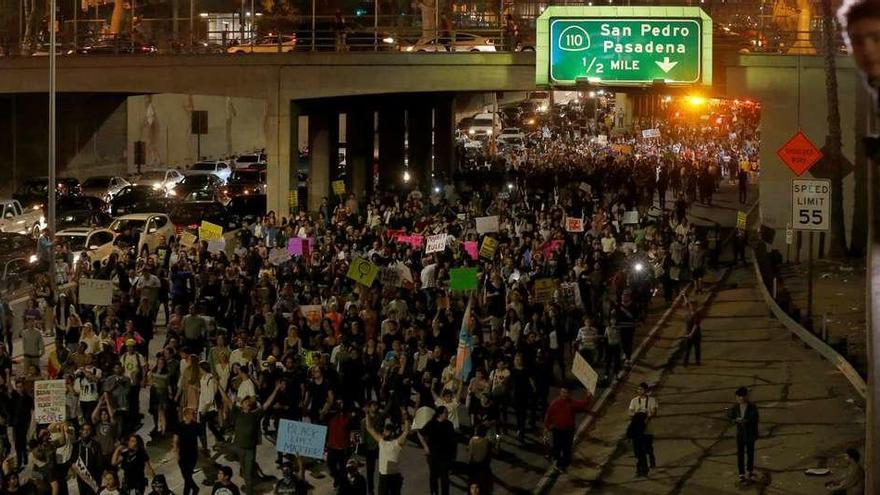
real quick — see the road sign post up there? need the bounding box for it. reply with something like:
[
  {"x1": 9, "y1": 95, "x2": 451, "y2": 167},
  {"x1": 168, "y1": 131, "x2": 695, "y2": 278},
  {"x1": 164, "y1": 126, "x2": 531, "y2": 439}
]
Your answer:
[
  {"x1": 535, "y1": 7, "x2": 713, "y2": 87},
  {"x1": 791, "y1": 178, "x2": 831, "y2": 326}
]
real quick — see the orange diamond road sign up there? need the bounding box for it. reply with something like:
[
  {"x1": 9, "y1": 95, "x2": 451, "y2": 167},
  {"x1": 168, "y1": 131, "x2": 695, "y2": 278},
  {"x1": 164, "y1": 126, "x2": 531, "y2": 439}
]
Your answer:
[{"x1": 777, "y1": 130, "x2": 823, "y2": 176}]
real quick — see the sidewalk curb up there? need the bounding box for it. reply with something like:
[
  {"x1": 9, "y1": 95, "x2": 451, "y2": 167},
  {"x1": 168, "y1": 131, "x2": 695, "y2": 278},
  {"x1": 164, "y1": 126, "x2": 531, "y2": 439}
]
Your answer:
[{"x1": 748, "y1": 247, "x2": 867, "y2": 399}]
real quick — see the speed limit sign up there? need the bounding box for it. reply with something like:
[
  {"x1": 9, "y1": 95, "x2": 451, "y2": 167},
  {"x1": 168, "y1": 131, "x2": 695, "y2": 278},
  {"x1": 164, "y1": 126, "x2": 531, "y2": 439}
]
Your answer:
[{"x1": 791, "y1": 178, "x2": 831, "y2": 231}]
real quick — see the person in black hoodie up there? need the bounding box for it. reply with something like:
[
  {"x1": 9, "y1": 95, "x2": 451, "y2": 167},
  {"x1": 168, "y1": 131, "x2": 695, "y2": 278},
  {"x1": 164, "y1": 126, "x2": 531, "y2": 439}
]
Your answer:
[{"x1": 73, "y1": 423, "x2": 104, "y2": 495}]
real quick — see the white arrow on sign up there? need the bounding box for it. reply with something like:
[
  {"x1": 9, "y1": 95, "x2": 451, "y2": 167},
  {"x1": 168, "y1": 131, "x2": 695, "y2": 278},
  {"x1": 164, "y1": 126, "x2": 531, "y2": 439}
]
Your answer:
[{"x1": 655, "y1": 57, "x2": 678, "y2": 73}]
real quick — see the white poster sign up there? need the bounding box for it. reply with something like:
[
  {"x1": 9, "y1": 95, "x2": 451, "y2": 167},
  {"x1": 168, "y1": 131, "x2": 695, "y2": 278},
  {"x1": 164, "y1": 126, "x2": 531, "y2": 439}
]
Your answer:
[
  {"x1": 78, "y1": 278, "x2": 113, "y2": 306},
  {"x1": 571, "y1": 353, "x2": 599, "y2": 396},
  {"x1": 34, "y1": 379, "x2": 66, "y2": 424},
  {"x1": 425, "y1": 234, "x2": 447, "y2": 254},
  {"x1": 475, "y1": 216, "x2": 499, "y2": 234}
]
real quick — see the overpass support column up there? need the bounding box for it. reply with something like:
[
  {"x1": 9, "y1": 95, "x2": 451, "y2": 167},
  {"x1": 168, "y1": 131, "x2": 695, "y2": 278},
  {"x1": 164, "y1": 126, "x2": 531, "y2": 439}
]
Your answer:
[
  {"x1": 407, "y1": 103, "x2": 433, "y2": 192},
  {"x1": 378, "y1": 106, "x2": 406, "y2": 192},
  {"x1": 266, "y1": 94, "x2": 295, "y2": 216},
  {"x1": 346, "y1": 107, "x2": 374, "y2": 202},
  {"x1": 433, "y1": 94, "x2": 456, "y2": 182},
  {"x1": 614, "y1": 92, "x2": 634, "y2": 131},
  {"x1": 308, "y1": 109, "x2": 336, "y2": 212}
]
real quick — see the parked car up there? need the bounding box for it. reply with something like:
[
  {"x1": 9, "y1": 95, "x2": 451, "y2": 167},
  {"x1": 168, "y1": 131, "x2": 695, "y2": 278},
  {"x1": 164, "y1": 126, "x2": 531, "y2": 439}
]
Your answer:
[
  {"x1": 56, "y1": 196, "x2": 112, "y2": 229},
  {"x1": 55, "y1": 227, "x2": 119, "y2": 266},
  {"x1": 226, "y1": 35, "x2": 297, "y2": 54},
  {"x1": 0, "y1": 233, "x2": 37, "y2": 262},
  {"x1": 81, "y1": 176, "x2": 131, "y2": 201},
  {"x1": 108, "y1": 213, "x2": 174, "y2": 255},
  {"x1": 0, "y1": 235, "x2": 38, "y2": 296},
  {"x1": 221, "y1": 169, "x2": 267, "y2": 201},
  {"x1": 188, "y1": 161, "x2": 232, "y2": 184},
  {"x1": 496, "y1": 127, "x2": 526, "y2": 150},
  {"x1": 13, "y1": 177, "x2": 81, "y2": 208},
  {"x1": 169, "y1": 201, "x2": 229, "y2": 234},
  {"x1": 0, "y1": 199, "x2": 44, "y2": 235},
  {"x1": 402, "y1": 33, "x2": 496, "y2": 52},
  {"x1": 226, "y1": 194, "x2": 267, "y2": 230},
  {"x1": 109, "y1": 185, "x2": 170, "y2": 217},
  {"x1": 131, "y1": 169, "x2": 185, "y2": 193},
  {"x1": 233, "y1": 153, "x2": 267, "y2": 170},
  {"x1": 170, "y1": 173, "x2": 225, "y2": 199}
]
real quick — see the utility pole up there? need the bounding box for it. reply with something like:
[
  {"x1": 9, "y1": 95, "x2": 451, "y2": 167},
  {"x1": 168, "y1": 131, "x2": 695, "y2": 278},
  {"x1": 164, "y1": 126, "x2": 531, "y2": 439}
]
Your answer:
[{"x1": 48, "y1": 0, "x2": 58, "y2": 299}]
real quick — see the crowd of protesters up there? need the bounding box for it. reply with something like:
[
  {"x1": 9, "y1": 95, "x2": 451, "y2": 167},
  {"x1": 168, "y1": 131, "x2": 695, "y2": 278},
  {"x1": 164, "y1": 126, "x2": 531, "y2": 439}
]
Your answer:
[{"x1": 0, "y1": 96, "x2": 759, "y2": 495}]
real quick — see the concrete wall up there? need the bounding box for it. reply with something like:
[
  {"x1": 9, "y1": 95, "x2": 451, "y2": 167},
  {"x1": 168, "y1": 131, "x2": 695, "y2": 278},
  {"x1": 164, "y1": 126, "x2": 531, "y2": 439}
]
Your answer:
[
  {"x1": 724, "y1": 55, "x2": 867, "y2": 255},
  {"x1": 126, "y1": 94, "x2": 267, "y2": 171}
]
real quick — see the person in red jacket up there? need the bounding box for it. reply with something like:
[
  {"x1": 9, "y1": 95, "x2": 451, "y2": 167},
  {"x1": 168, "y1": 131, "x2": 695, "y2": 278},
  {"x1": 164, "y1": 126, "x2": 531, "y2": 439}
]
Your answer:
[
  {"x1": 544, "y1": 386, "x2": 591, "y2": 470},
  {"x1": 326, "y1": 400, "x2": 356, "y2": 488}
]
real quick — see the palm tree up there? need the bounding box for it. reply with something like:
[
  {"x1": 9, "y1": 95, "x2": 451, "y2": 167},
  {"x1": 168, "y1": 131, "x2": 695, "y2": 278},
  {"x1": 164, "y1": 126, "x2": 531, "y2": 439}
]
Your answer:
[{"x1": 822, "y1": 0, "x2": 847, "y2": 258}]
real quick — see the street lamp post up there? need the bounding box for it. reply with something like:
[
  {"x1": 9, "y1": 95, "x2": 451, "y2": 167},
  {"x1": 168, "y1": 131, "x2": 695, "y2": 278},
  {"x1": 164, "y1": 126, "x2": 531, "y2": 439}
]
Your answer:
[{"x1": 48, "y1": 0, "x2": 58, "y2": 297}]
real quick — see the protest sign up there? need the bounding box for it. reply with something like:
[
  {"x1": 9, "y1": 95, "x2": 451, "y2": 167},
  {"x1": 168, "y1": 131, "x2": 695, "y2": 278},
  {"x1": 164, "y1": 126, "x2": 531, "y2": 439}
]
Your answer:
[
  {"x1": 463, "y1": 241, "x2": 479, "y2": 260},
  {"x1": 541, "y1": 240, "x2": 563, "y2": 259},
  {"x1": 641, "y1": 128, "x2": 661, "y2": 139},
  {"x1": 332, "y1": 180, "x2": 345, "y2": 196},
  {"x1": 288, "y1": 190, "x2": 298, "y2": 210},
  {"x1": 533, "y1": 278, "x2": 557, "y2": 304},
  {"x1": 396, "y1": 262, "x2": 413, "y2": 285},
  {"x1": 299, "y1": 305, "x2": 323, "y2": 328},
  {"x1": 380, "y1": 267, "x2": 402, "y2": 287},
  {"x1": 411, "y1": 406, "x2": 435, "y2": 431},
  {"x1": 736, "y1": 211, "x2": 747, "y2": 231},
  {"x1": 78, "y1": 278, "x2": 113, "y2": 306},
  {"x1": 479, "y1": 237, "x2": 498, "y2": 259},
  {"x1": 276, "y1": 419, "x2": 327, "y2": 459},
  {"x1": 34, "y1": 380, "x2": 66, "y2": 424},
  {"x1": 268, "y1": 248, "x2": 291, "y2": 266},
  {"x1": 179, "y1": 231, "x2": 197, "y2": 248},
  {"x1": 623, "y1": 210, "x2": 639, "y2": 225},
  {"x1": 449, "y1": 267, "x2": 478, "y2": 291},
  {"x1": 565, "y1": 217, "x2": 584, "y2": 232},
  {"x1": 347, "y1": 257, "x2": 379, "y2": 286},
  {"x1": 288, "y1": 237, "x2": 304, "y2": 256},
  {"x1": 425, "y1": 234, "x2": 447, "y2": 254},
  {"x1": 572, "y1": 352, "x2": 599, "y2": 395},
  {"x1": 198, "y1": 221, "x2": 223, "y2": 241},
  {"x1": 396, "y1": 235, "x2": 424, "y2": 250},
  {"x1": 207, "y1": 239, "x2": 225, "y2": 254},
  {"x1": 475, "y1": 216, "x2": 499, "y2": 234}
]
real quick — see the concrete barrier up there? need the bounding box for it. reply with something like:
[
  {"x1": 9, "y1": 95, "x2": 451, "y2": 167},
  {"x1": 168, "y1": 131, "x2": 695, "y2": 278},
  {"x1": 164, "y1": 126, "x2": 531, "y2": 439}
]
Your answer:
[{"x1": 749, "y1": 247, "x2": 867, "y2": 399}]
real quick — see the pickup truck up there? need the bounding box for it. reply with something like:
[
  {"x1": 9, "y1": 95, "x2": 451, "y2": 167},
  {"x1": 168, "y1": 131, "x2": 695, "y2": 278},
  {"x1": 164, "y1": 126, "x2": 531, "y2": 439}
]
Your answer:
[{"x1": 0, "y1": 200, "x2": 45, "y2": 236}]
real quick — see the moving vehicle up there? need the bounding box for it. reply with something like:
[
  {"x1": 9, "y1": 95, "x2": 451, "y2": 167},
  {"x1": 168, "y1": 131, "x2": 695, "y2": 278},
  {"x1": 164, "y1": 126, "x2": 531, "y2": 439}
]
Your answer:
[
  {"x1": 109, "y1": 185, "x2": 169, "y2": 216},
  {"x1": 132, "y1": 169, "x2": 185, "y2": 193},
  {"x1": 170, "y1": 173, "x2": 225, "y2": 200},
  {"x1": 227, "y1": 35, "x2": 297, "y2": 54},
  {"x1": 496, "y1": 127, "x2": 526, "y2": 150},
  {"x1": 109, "y1": 213, "x2": 174, "y2": 255},
  {"x1": 468, "y1": 112, "x2": 499, "y2": 138},
  {"x1": 13, "y1": 177, "x2": 81, "y2": 207},
  {"x1": 402, "y1": 33, "x2": 496, "y2": 52},
  {"x1": 188, "y1": 161, "x2": 232, "y2": 184},
  {"x1": 73, "y1": 39, "x2": 158, "y2": 55},
  {"x1": 55, "y1": 227, "x2": 119, "y2": 265},
  {"x1": 0, "y1": 200, "x2": 44, "y2": 235},
  {"x1": 81, "y1": 176, "x2": 131, "y2": 201}
]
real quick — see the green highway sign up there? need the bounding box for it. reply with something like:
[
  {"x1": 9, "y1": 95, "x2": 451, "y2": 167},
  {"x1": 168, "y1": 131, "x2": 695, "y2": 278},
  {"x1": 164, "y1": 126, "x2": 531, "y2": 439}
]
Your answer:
[{"x1": 536, "y1": 7, "x2": 713, "y2": 87}]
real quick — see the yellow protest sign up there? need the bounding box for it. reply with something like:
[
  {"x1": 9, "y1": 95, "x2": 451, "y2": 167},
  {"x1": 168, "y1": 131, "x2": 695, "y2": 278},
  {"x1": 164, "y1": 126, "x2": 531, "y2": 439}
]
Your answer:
[
  {"x1": 533, "y1": 278, "x2": 557, "y2": 303},
  {"x1": 347, "y1": 257, "x2": 379, "y2": 287},
  {"x1": 288, "y1": 190, "x2": 299, "y2": 210},
  {"x1": 332, "y1": 180, "x2": 345, "y2": 196},
  {"x1": 179, "y1": 231, "x2": 197, "y2": 248},
  {"x1": 479, "y1": 236, "x2": 498, "y2": 259},
  {"x1": 736, "y1": 211, "x2": 747, "y2": 231},
  {"x1": 198, "y1": 221, "x2": 223, "y2": 241}
]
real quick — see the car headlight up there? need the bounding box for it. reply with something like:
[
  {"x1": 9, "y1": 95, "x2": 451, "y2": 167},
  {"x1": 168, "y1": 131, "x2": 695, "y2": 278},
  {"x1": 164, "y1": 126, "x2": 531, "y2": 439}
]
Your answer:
[
  {"x1": 152, "y1": 183, "x2": 162, "y2": 190},
  {"x1": 39, "y1": 216, "x2": 46, "y2": 225},
  {"x1": 383, "y1": 37, "x2": 395, "y2": 44},
  {"x1": 72, "y1": 252, "x2": 81, "y2": 264},
  {"x1": 28, "y1": 254, "x2": 37, "y2": 264},
  {"x1": 486, "y1": 129, "x2": 493, "y2": 136},
  {"x1": 168, "y1": 190, "x2": 177, "y2": 197},
  {"x1": 405, "y1": 46, "x2": 414, "y2": 52},
  {"x1": 468, "y1": 129, "x2": 475, "y2": 135}
]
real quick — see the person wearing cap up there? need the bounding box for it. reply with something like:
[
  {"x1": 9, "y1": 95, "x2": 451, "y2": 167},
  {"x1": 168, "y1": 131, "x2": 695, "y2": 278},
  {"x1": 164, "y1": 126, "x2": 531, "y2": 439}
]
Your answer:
[
  {"x1": 120, "y1": 338, "x2": 146, "y2": 429},
  {"x1": 628, "y1": 382, "x2": 658, "y2": 469}
]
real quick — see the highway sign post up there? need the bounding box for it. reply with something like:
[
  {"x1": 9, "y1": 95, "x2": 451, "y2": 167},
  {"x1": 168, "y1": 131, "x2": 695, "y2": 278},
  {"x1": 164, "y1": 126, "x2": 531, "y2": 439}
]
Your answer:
[
  {"x1": 791, "y1": 178, "x2": 831, "y2": 325},
  {"x1": 535, "y1": 7, "x2": 713, "y2": 87}
]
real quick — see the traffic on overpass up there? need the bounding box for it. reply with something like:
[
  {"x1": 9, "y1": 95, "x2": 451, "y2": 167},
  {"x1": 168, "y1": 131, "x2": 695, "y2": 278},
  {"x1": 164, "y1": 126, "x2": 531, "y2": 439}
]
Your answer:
[{"x1": 0, "y1": 1, "x2": 874, "y2": 495}]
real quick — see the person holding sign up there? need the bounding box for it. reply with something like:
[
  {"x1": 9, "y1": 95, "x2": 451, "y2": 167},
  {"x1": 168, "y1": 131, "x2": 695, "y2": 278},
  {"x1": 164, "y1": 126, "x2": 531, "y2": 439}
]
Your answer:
[
  {"x1": 218, "y1": 379, "x2": 284, "y2": 495},
  {"x1": 364, "y1": 412, "x2": 411, "y2": 495}
]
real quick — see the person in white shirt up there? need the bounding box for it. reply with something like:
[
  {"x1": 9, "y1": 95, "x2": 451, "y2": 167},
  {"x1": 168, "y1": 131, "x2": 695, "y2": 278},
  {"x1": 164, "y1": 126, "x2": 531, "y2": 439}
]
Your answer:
[
  {"x1": 364, "y1": 413, "x2": 411, "y2": 494},
  {"x1": 628, "y1": 382, "x2": 658, "y2": 469},
  {"x1": 432, "y1": 387, "x2": 461, "y2": 431},
  {"x1": 197, "y1": 361, "x2": 226, "y2": 445}
]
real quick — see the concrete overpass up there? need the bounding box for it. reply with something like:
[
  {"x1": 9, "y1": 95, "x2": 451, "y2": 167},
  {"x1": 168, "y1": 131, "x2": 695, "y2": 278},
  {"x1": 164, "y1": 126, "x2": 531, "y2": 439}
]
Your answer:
[{"x1": 0, "y1": 52, "x2": 870, "y2": 254}]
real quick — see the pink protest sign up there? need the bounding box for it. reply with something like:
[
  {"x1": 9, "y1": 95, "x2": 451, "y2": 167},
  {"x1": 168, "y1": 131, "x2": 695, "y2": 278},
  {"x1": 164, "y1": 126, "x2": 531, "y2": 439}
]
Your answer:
[
  {"x1": 464, "y1": 241, "x2": 479, "y2": 260},
  {"x1": 288, "y1": 237, "x2": 303, "y2": 256}
]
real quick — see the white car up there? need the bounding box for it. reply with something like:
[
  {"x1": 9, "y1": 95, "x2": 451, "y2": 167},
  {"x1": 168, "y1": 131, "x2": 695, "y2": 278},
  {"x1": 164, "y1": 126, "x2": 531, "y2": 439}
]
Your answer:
[
  {"x1": 56, "y1": 227, "x2": 120, "y2": 265},
  {"x1": 109, "y1": 213, "x2": 174, "y2": 255},
  {"x1": 81, "y1": 176, "x2": 131, "y2": 201},
  {"x1": 132, "y1": 169, "x2": 185, "y2": 193},
  {"x1": 0, "y1": 200, "x2": 44, "y2": 235},
  {"x1": 497, "y1": 127, "x2": 525, "y2": 149},
  {"x1": 403, "y1": 33, "x2": 496, "y2": 52},
  {"x1": 234, "y1": 153, "x2": 267, "y2": 170},
  {"x1": 468, "y1": 113, "x2": 498, "y2": 139},
  {"x1": 188, "y1": 161, "x2": 232, "y2": 184},
  {"x1": 227, "y1": 35, "x2": 297, "y2": 54}
]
